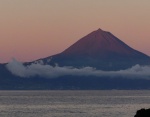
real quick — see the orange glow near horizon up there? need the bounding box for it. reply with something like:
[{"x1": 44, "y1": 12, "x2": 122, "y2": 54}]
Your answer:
[{"x1": 0, "y1": 0, "x2": 150, "y2": 63}]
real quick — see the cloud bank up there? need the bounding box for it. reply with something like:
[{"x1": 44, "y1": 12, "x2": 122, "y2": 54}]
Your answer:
[{"x1": 6, "y1": 59, "x2": 150, "y2": 79}]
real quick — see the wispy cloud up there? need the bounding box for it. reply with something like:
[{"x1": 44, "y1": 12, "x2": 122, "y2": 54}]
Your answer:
[{"x1": 6, "y1": 59, "x2": 150, "y2": 79}]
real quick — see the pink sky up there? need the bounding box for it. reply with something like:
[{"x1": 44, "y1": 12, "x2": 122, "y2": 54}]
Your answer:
[{"x1": 0, "y1": 0, "x2": 150, "y2": 63}]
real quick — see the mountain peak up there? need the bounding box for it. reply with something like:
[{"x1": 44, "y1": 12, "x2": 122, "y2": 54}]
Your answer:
[
  {"x1": 90, "y1": 28, "x2": 111, "y2": 42},
  {"x1": 93, "y1": 28, "x2": 106, "y2": 34},
  {"x1": 95, "y1": 28, "x2": 109, "y2": 33},
  {"x1": 61, "y1": 28, "x2": 149, "y2": 59},
  {"x1": 61, "y1": 28, "x2": 116, "y2": 57},
  {"x1": 96, "y1": 28, "x2": 103, "y2": 31}
]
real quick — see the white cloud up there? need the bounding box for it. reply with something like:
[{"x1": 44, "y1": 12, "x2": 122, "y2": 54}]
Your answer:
[{"x1": 6, "y1": 59, "x2": 150, "y2": 79}]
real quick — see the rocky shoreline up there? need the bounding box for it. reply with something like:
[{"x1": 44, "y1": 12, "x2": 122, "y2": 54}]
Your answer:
[{"x1": 134, "y1": 108, "x2": 150, "y2": 117}]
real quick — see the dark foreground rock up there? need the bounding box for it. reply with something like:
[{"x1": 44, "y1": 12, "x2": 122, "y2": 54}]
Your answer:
[{"x1": 134, "y1": 108, "x2": 150, "y2": 117}]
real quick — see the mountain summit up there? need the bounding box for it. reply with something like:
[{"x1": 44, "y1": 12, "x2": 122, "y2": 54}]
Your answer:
[
  {"x1": 62, "y1": 28, "x2": 147, "y2": 58},
  {"x1": 41, "y1": 28, "x2": 150, "y2": 70}
]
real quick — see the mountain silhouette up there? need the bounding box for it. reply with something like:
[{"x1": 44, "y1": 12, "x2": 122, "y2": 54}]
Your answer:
[
  {"x1": 39, "y1": 28, "x2": 150, "y2": 70},
  {"x1": 62, "y1": 28, "x2": 148, "y2": 58},
  {"x1": 0, "y1": 28, "x2": 150, "y2": 90}
]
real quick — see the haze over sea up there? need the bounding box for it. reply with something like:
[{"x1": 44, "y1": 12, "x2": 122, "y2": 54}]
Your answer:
[{"x1": 0, "y1": 90, "x2": 150, "y2": 117}]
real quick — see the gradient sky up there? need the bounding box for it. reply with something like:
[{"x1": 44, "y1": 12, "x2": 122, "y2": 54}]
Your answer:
[{"x1": 0, "y1": 0, "x2": 150, "y2": 63}]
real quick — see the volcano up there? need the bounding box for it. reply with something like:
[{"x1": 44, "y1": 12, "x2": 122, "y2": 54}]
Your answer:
[
  {"x1": 39, "y1": 28, "x2": 150, "y2": 70},
  {"x1": 62, "y1": 28, "x2": 147, "y2": 58},
  {"x1": 1, "y1": 28, "x2": 150, "y2": 90}
]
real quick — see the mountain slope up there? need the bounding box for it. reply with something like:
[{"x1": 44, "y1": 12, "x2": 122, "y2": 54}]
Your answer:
[
  {"x1": 62, "y1": 29, "x2": 145, "y2": 58},
  {"x1": 40, "y1": 28, "x2": 150, "y2": 70}
]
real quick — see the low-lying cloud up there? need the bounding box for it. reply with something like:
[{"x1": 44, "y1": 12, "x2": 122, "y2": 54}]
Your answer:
[{"x1": 6, "y1": 59, "x2": 150, "y2": 79}]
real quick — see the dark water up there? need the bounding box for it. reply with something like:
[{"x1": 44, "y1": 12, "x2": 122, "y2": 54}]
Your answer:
[{"x1": 0, "y1": 90, "x2": 150, "y2": 117}]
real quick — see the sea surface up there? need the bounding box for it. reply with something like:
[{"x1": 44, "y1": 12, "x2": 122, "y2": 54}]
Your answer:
[{"x1": 0, "y1": 90, "x2": 150, "y2": 117}]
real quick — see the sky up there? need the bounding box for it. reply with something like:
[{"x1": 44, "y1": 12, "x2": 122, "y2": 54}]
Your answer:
[{"x1": 0, "y1": 0, "x2": 150, "y2": 63}]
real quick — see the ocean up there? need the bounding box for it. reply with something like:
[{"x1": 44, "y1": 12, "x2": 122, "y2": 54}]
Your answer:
[{"x1": 0, "y1": 90, "x2": 150, "y2": 117}]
